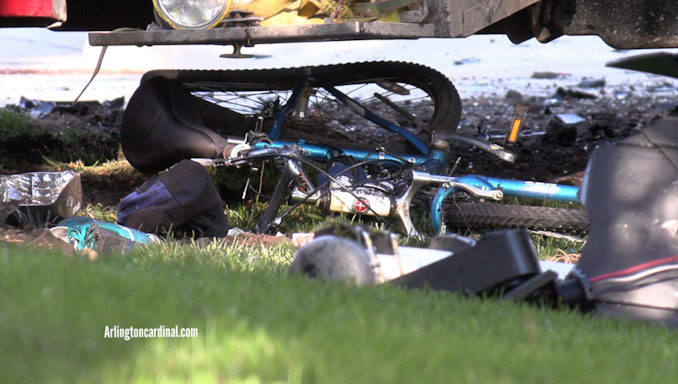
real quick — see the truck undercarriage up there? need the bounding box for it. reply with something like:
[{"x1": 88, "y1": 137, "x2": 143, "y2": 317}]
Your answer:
[{"x1": 2, "y1": 0, "x2": 678, "y2": 49}]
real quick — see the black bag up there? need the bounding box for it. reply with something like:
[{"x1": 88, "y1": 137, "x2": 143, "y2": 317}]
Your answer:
[{"x1": 117, "y1": 159, "x2": 229, "y2": 238}]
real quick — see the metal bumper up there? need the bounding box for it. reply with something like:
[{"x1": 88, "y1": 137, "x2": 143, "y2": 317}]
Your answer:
[{"x1": 88, "y1": 22, "x2": 436, "y2": 47}]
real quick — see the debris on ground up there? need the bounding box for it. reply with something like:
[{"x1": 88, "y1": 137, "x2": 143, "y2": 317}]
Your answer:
[
  {"x1": 0, "y1": 171, "x2": 82, "y2": 227},
  {"x1": 531, "y1": 71, "x2": 564, "y2": 79},
  {"x1": 577, "y1": 78, "x2": 606, "y2": 89},
  {"x1": 0, "y1": 75, "x2": 674, "y2": 244},
  {"x1": 555, "y1": 113, "x2": 586, "y2": 125}
]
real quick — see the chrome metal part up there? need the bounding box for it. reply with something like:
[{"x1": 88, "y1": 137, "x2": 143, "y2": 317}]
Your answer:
[
  {"x1": 395, "y1": 170, "x2": 503, "y2": 237},
  {"x1": 228, "y1": 143, "x2": 251, "y2": 159},
  {"x1": 190, "y1": 158, "x2": 227, "y2": 167},
  {"x1": 434, "y1": 132, "x2": 517, "y2": 163}
]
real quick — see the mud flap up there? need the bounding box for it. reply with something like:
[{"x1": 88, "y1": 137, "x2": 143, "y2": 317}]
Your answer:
[{"x1": 576, "y1": 112, "x2": 678, "y2": 326}]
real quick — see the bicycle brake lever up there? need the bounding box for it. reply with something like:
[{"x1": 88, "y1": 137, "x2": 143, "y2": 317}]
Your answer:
[
  {"x1": 394, "y1": 171, "x2": 503, "y2": 237},
  {"x1": 433, "y1": 132, "x2": 516, "y2": 163}
]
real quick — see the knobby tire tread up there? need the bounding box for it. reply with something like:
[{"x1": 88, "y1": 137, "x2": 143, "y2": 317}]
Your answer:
[
  {"x1": 142, "y1": 61, "x2": 462, "y2": 135},
  {"x1": 444, "y1": 202, "x2": 589, "y2": 235}
]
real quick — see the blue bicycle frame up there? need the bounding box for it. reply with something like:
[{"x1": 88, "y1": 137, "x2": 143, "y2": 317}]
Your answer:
[
  {"x1": 248, "y1": 73, "x2": 580, "y2": 233},
  {"x1": 253, "y1": 138, "x2": 446, "y2": 171},
  {"x1": 266, "y1": 76, "x2": 438, "y2": 158}
]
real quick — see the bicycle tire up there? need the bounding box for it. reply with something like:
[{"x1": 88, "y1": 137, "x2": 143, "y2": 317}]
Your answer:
[
  {"x1": 444, "y1": 202, "x2": 589, "y2": 235},
  {"x1": 142, "y1": 61, "x2": 461, "y2": 151}
]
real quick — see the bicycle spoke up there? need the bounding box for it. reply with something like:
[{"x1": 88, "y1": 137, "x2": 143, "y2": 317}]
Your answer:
[{"x1": 192, "y1": 89, "x2": 292, "y2": 116}]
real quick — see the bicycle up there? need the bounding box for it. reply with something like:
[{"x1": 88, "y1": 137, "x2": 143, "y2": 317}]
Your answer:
[{"x1": 120, "y1": 61, "x2": 587, "y2": 237}]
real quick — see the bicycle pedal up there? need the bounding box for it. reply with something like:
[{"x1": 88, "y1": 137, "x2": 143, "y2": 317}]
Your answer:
[{"x1": 505, "y1": 102, "x2": 528, "y2": 147}]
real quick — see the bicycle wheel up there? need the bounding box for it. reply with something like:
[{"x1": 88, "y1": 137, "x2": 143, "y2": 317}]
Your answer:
[
  {"x1": 142, "y1": 61, "x2": 461, "y2": 152},
  {"x1": 443, "y1": 202, "x2": 589, "y2": 235}
]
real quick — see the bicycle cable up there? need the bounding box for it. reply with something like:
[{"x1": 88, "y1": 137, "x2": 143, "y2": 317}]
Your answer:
[{"x1": 270, "y1": 156, "x2": 406, "y2": 235}]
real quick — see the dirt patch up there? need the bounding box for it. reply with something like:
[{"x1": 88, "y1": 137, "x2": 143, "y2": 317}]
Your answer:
[
  {"x1": 196, "y1": 232, "x2": 293, "y2": 248},
  {"x1": 77, "y1": 168, "x2": 147, "y2": 207}
]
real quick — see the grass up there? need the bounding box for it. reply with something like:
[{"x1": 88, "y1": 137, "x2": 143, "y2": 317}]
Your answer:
[
  {"x1": 0, "y1": 107, "x2": 35, "y2": 136},
  {"x1": 44, "y1": 157, "x2": 139, "y2": 176},
  {"x1": 0, "y1": 108, "x2": 119, "y2": 167},
  {"x1": 3, "y1": 242, "x2": 678, "y2": 383}
]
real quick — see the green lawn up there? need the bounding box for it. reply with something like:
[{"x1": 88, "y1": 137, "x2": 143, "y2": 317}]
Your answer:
[{"x1": 2, "y1": 240, "x2": 677, "y2": 384}]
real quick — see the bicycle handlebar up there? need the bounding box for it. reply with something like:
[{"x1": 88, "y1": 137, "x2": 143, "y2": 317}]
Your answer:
[{"x1": 190, "y1": 133, "x2": 575, "y2": 237}]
